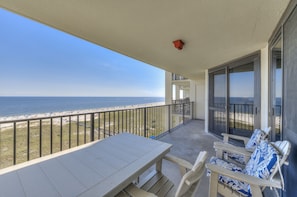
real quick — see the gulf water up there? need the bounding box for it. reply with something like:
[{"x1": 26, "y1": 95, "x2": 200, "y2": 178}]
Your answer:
[{"x1": 0, "y1": 97, "x2": 165, "y2": 117}]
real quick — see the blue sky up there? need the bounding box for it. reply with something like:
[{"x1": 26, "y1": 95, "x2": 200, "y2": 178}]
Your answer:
[{"x1": 0, "y1": 8, "x2": 165, "y2": 97}]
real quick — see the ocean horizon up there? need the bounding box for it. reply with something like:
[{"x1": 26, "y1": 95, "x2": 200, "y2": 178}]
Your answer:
[{"x1": 0, "y1": 96, "x2": 165, "y2": 117}]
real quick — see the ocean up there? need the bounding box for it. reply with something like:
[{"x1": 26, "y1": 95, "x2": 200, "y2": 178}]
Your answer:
[{"x1": 0, "y1": 97, "x2": 165, "y2": 117}]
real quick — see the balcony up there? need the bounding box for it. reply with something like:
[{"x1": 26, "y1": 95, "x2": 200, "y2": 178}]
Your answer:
[
  {"x1": 0, "y1": 115, "x2": 226, "y2": 196},
  {"x1": 143, "y1": 120, "x2": 279, "y2": 197},
  {"x1": 0, "y1": 1, "x2": 296, "y2": 196},
  {"x1": 0, "y1": 118, "x2": 282, "y2": 196}
]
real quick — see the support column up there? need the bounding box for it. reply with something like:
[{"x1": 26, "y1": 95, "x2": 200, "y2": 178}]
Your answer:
[{"x1": 261, "y1": 45, "x2": 269, "y2": 130}]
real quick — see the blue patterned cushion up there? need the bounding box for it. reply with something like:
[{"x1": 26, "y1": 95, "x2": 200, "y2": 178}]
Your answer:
[
  {"x1": 209, "y1": 156, "x2": 251, "y2": 196},
  {"x1": 227, "y1": 152, "x2": 246, "y2": 165},
  {"x1": 209, "y1": 156, "x2": 243, "y2": 173},
  {"x1": 208, "y1": 142, "x2": 279, "y2": 196},
  {"x1": 244, "y1": 140, "x2": 278, "y2": 179},
  {"x1": 245, "y1": 129, "x2": 266, "y2": 151}
]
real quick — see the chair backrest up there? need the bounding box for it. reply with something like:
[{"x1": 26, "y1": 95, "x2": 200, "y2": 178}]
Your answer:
[
  {"x1": 243, "y1": 140, "x2": 290, "y2": 193},
  {"x1": 175, "y1": 151, "x2": 208, "y2": 197},
  {"x1": 245, "y1": 127, "x2": 271, "y2": 151},
  {"x1": 270, "y1": 140, "x2": 291, "y2": 179},
  {"x1": 263, "y1": 127, "x2": 271, "y2": 135}
]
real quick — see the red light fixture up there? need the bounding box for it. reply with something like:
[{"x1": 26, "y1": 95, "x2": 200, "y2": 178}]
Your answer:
[{"x1": 173, "y1": 39, "x2": 184, "y2": 50}]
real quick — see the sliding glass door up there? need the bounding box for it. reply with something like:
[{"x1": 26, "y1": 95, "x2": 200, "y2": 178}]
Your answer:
[
  {"x1": 208, "y1": 69, "x2": 227, "y2": 136},
  {"x1": 209, "y1": 53, "x2": 261, "y2": 137},
  {"x1": 270, "y1": 36, "x2": 282, "y2": 141}
]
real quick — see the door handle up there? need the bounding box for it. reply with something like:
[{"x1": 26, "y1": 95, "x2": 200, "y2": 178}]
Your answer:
[{"x1": 254, "y1": 107, "x2": 260, "y2": 115}]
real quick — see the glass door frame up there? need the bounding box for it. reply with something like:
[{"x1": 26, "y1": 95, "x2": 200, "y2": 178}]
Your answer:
[
  {"x1": 208, "y1": 67, "x2": 228, "y2": 135},
  {"x1": 208, "y1": 52, "x2": 261, "y2": 136},
  {"x1": 269, "y1": 30, "x2": 283, "y2": 141}
]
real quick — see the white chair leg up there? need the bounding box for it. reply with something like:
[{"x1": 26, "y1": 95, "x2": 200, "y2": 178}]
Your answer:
[{"x1": 209, "y1": 172, "x2": 219, "y2": 197}]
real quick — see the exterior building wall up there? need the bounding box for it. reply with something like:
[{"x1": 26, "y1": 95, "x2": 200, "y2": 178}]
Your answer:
[
  {"x1": 282, "y1": 4, "x2": 297, "y2": 196},
  {"x1": 204, "y1": 49, "x2": 270, "y2": 133},
  {"x1": 165, "y1": 40, "x2": 279, "y2": 140},
  {"x1": 194, "y1": 78, "x2": 206, "y2": 120}
]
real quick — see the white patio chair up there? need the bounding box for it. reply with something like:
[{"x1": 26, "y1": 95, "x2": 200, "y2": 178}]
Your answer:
[
  {"x1": 206, "y1": 140, "x2": 291, "y2": 197},
  {"x1": 214, "y1": 127, "x2": 271, "y2": 166},
  {"x1": 117, "y1": 151, "x2": 208, "y2": 197}
]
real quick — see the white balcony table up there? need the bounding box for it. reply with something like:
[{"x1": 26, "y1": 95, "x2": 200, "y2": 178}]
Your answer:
[{"x1": 0, "y1": 133, "x2": 172, "y2": 197}]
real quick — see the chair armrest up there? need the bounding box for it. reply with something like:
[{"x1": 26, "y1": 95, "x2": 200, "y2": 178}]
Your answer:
[
  {"x1": 206, "y1": 163, "x2": 282, "y2": 189},
  {"x1": 163, "y1": 154, "x2": 193, "y2": 175},
  {"x1": 214, "y1": 142, "x2": 252, "y2": 156},
  {"x1": 221, "y1": 133, "x2": 250, "y2": 145},
  {"x1": 163, "y1": 154, "x2": 193, "y2": 170}
]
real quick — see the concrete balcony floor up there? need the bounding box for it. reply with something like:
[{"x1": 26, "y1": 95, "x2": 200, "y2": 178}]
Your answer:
[
  {"x1": 158, "y1": 119, "x2": 219, "y2": 197},
  {"x1": 135, "y1": 119, "x2": 218, "y2": 196}
]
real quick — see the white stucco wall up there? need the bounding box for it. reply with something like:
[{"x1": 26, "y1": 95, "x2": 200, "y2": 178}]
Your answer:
[
  {"x1": 261, "y1": 45, "x2": 269, "y2": 130},
  {"x1": 205, "y1": 69, "x2": 209, "y2": 133},
  {"x1": 165, "y1": 71, "x2": 206, "y2": 120},
  {"x1": 192, "y1": 78, "x2": 205, "y2": 120}
]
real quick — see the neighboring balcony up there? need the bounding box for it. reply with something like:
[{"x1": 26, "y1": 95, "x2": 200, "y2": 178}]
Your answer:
[{"x1": 171, "y1": 73, "x2": 188, "y2": 81}]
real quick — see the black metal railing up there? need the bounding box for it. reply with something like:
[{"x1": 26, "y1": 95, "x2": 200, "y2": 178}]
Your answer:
[
  {"x1": 172, "y1": 98, "x2": 190, "y2": 104},
  {"x1": 210, "y1": 103, "x2": 282, "y2": 136},
  {"x1": 229, "y1": 103, "x2": 254, "y2": 131},
  {"x1": 209, "y1": 103, "x2": 254, "y2": 135},
  {"x1": 0, "y1": 102, "x2": 193, "y2": 169}
]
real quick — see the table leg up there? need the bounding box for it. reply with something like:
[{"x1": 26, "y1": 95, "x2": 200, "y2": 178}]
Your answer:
[{"x1": 156, "y1": 159, "x2": 162, "y2": 172}]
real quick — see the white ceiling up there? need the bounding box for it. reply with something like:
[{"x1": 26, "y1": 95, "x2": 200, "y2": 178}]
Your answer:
[{"x1": 0, "y1": 0, "x2": 290, "y2": 80}]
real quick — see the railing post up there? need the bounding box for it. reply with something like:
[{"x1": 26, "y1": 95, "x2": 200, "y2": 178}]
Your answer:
[
  {"x1": 60, "y1": 117, "x2": 63, "y2": 151},
  {"x1": 103, "y1": 112, "x2": 106, "y2": 138},
  {"x1": 233, "y1": 104, "x2": 235, "y2": 129},
  {"x1": 27, "y1": 120, "x2": 30, "y2": 161},
  {"x1": 40, "y1": 119, "x2": 42, "y2": 157},
  {"x1": 191, "y1": 102, "x2": 194, "y2": 120},
  {"x1": 144, "y1": 108, "x2": 147, "y2": 137},
  {"x1": 77, "y1": 115, "x2": 79, "y2": 146},
  {"x1": 182, "y1": 103, "x2": 185, "y2": 124},
  {"x1": 68, "y1": 116, "x2": 71, "y2": 148},
  {"x1": 90, "y1": 113, "x2": 94, "y2": 141},
  {"x1": 50, "y1": 118, "x2": 53, "y2": 154},
  {"x1": 168, "y1": 105, "x2": 171, "y2": 132},
  {"x1": 13, "y1": 122, "x2": 16, "y2": 165}
]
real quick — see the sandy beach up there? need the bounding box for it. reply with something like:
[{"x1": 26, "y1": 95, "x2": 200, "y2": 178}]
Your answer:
[{"x1": 0, "y1": 102, "x2": 165, "y2": 129}]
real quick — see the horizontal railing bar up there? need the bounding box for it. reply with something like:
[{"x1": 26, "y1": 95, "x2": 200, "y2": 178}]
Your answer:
[{"x1": 0, "y1": 103, "x2": 184, "y2": 124}]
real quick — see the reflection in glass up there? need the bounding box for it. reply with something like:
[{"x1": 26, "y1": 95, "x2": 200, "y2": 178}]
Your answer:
[
  {"x1": 229, "y1": 63, "x2": 255, "y2": 136},
  {"x1": 209, "y1": 70, "x2": 226, "y2": 135},
  {"x1": 272, "y1": 38, "x2": 282, "y2": 140}
]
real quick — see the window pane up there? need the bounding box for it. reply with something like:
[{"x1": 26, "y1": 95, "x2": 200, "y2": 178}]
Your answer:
[{"x1": 229, "y1": 63, "x2": 254, "y2": 136}]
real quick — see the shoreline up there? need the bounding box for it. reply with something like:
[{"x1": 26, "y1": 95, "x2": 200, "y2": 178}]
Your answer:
[{"x1": 0, "y1": 102, "x2": 165, "y2": 123}]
